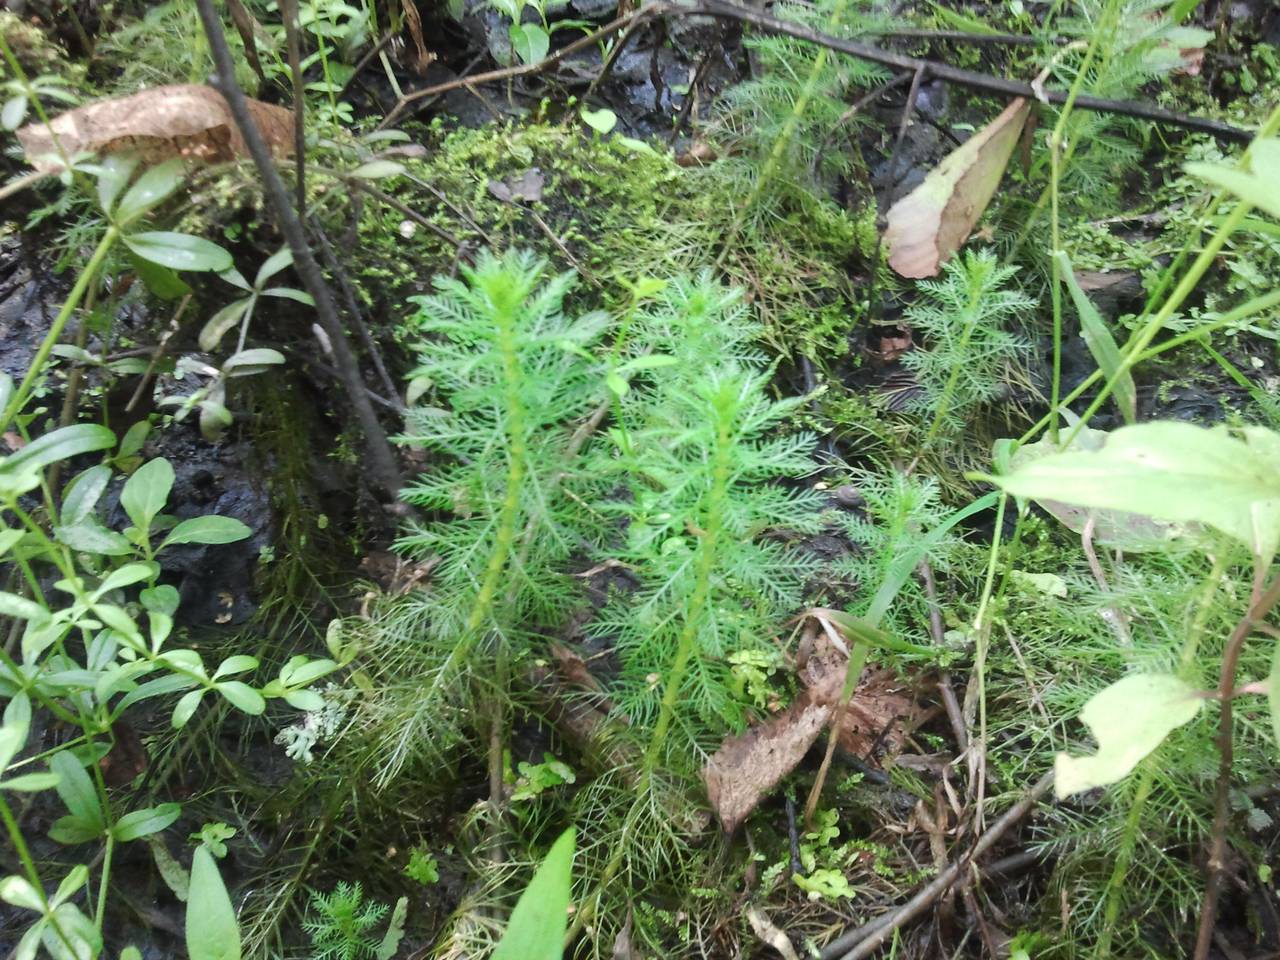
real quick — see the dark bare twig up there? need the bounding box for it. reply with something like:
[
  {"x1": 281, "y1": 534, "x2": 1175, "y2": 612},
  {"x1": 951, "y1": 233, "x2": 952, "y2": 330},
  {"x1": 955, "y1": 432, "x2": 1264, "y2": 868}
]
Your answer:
[
  {"x1": 332, "y1": 173, "x2": 466, "y2": 251},
  {"x1": 881, "y1": 64, "x2": 927, "y2": 211},
  {"x1": 380, "y1": 7, "x2": 661, "y2": 128},
  {"x1": 1194, "y1": 572, "x2": 1280, "y2": 960},
  {"x1": 669, "y1": 43, "x2": 720, "y2": 145},
  {"x1": 865, "y1": 28, "x2": 1048, "y2": 46},
  {"x1": 684, "y1": 0, "x2": 1253, "y2": 143},
  {"x1": 817, "y1": 771, "x2": 1055, "y2": 960},
  {"x1": 195, "y1": 0, "x2": 403, "y2": 501},
  {"x1": 309, "y1": 218, "x2": 402, "y2": 405},
  {"x1": 338, "y1": 30, "x2": 399, "y2": 102},
  {"x1": 920, "y1": 559, "x2": 970, "y2": 763},
  {"x1": 379, "y1": 1, "x2": 1252, "y2": 142}
]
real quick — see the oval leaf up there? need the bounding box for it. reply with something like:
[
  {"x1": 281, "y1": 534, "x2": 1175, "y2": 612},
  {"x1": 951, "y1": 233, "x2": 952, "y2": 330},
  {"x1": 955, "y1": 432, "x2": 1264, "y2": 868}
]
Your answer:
[{"x1": 124, "y1": 232, "x2": 233, "y2": 273}]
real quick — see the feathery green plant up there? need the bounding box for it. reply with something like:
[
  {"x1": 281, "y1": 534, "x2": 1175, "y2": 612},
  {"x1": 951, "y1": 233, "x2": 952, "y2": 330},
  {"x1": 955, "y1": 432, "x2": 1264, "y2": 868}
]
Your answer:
[
  {"x1": 303, "y1": 882, "x2": 387, "y2": 960},
  {"x1": 357, "y1": 250, "x2": 608, "y2": 783},
  {"x1": 899, "y1": 250, "x2": 1034, "y2": 443}
]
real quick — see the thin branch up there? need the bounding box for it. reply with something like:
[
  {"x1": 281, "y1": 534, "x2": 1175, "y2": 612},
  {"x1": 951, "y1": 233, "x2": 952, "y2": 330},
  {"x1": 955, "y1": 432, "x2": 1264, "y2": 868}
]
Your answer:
[
  {"x1": 380, "y1": 6, "x2": 661, "y2": 128},
  {"x1": 684, "y1": 0, "x2": 1253, "y2": 142},
  {"x1": 195, "y1": 0, "x2": 404, "y2": 501},
  {"x1": 1193, "y1": 572, "x2": 1280, "y2": 960},
  {"x1": 817, "y1": 771, "x2": 1056, "y2": 960}
]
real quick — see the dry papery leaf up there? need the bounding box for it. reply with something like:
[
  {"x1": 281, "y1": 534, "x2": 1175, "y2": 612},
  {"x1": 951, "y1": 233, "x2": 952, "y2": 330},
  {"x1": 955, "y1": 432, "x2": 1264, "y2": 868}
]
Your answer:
[
  {"x1": 18, "y1": 84, "x2": 293, "y2": 173},
  {"x1": 703, "y1": 622, "x2": 915, "y2": 832},
  {"x1": 884, "y1": 97, "x2": 1031, "y2": 279}
]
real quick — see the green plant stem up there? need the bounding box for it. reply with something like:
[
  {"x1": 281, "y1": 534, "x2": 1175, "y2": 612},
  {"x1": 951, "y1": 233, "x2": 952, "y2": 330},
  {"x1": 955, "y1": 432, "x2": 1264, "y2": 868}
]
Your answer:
[
  {"x1": 568, "y1": 387, "x2": 734, "y2": 945},
  {"x1": 0, "y1": 227, "x2": 118, "y2": 434},
  {"x1": 95, "y1": 832, "x2": 114, "y2": 928},
  {"x1": 1044, "y1": 3, "x2": 1112, "y2": 443},
  {"x1": 1062, "y1": 103, "x2": 1280, "y2": 443},
  {"x1": 714, "y1": 0, "x2": 849, "y2": 267},
  {"x1": 0, "y1": 794, "x2": 80, "y2": 955},
  {"x1": 640, "y1": 401, "x2": 731, "y2": 773}
]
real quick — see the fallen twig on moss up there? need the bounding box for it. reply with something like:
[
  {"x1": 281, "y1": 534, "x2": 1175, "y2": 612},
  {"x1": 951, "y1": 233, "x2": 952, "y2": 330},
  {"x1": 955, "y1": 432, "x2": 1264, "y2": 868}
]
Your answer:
[
  {"x1": 816, "y1": 770, "x2": 1055, "y2": 960},
  {"x1": 381, "y1": 0, "x2": 1253, "y2": 144}
]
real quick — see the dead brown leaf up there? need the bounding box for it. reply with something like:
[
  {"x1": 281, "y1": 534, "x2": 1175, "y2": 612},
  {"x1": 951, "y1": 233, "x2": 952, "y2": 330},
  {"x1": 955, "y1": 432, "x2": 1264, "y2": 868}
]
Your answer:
[
  {"x1": 702, "y1": 621, "x2": 917, "y2": 832},
  {"x1": 18, "y1": 84, "x2": 294, "y2": 173},
  {"x1": 703, "y1": 687, "x2": 833, "y2": 833},
  {"x1": 884, "y1": 98, "x2": 1032, "y2": 278}
]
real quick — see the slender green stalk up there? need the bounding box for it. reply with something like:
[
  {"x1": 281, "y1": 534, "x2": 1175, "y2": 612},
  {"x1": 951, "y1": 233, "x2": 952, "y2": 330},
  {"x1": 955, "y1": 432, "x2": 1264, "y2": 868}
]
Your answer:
[
  {"x1": 1063, "y1": 102, "x2": 1280, "y2": 443},
  {"x1": 715, "y1": 0, "x2": 850, "y2": 266},
  {"x1": 0, "y1": 227, "x2": 119, "y2": 434}
]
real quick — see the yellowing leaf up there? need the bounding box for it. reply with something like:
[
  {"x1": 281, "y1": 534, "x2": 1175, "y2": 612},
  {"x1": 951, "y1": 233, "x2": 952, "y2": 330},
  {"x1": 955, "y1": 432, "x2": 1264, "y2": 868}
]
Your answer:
[
  {"x1": 884, "y1": 98, "x2": 1031, "y2": 278},
  {"x1": 1055, "y1": 674, "x2": 1202, "y2": 798}
]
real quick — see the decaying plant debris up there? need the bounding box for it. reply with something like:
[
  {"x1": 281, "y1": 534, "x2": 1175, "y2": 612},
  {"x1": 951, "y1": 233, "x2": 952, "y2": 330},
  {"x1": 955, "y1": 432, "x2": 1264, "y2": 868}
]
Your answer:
[{"x1": 2, "y1": 2, "x2": 1280, "y2": 959}]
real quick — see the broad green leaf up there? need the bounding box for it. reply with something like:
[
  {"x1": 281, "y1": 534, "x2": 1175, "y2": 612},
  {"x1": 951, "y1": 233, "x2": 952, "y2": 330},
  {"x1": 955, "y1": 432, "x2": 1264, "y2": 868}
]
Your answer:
[
  {"x1": 260, "y1": 286, "x2": 314, "y2": 305},
  {"x1": 96, "y1": 562, "x2": 159, "y2": 596},
  {"x1": 1054, "y1": 251, "x2": 1136, "y2": 424},
  {"x1": 61, "y1": 465, "x2": 112, "y2": 526},
  {"x1": 54, "y1": 521, "x2": 134, "y2": 556},
  {"x1": 51, "y1": 866, "x2": 89, "y2": 907},
  {"x1": 280, "y1": 657, "x2": 338, "y2": 687},
  {"x1": 187, "y1": 846, "x2": 241, "y2": 960},
  {"x1": 0, "y1": 527, "x2": 23, "y2": 556},
  {"x1": 0, "y1": 772, "x2": 62, "y2": 792},
  {"x1": 97, "y1": 154, "x2": 141, "y2": 215},
  {"x1": 114, "y1": 159, "x2": 185, "y2": 226},
  {"x1": 491, "y1": 827, "x2": 575, "y2": 960},
  {"x1": 129, "y1": 252, "x2": 193, "y2": 300},
  {"x1": 990, "y1": 422, "x2": 1280, "y2": 561},
  {"x1": 213, "y1": 655, "x2": 259, "y2": 679},
  {"x1": 113, "y1": 803, "x2": 181, "y2": 842},
  {"x1": 0, "y1": 875, "x2": 42, "y2": 910},
  {"x1": 376, "y1": 897, "x2": 409, "y2": 960},
  {"x1": 1055, "y1": 673, "x2": 1202, "y2": 798},
  {"x1": 2, "y1": 424, "x2": 116, "y2": 476},
  {"x1": 284, "y1": 689, "x2": 324, "y2": 711},
  {"x1": 884, "y1": 98, "x2": 1032, "y2": 278},
  {"x1": 580, "y1": 107, "x2": 617, "y2": 134},
  {"x1": 1187, "y1": 138, "x2": 1280, "y2": 221},
  {"x1": 254, "y1": 247, "x2": 293, "y2": 287},
  {"x1": 2, "y1": 95, "x2": 27, "y2": 131},
  {"x1": 0, "y1": 724, "x2": 25, "y2": 773},
  {"x1": 49, "y1": 752, "x2": 103, "y2": 833},
  {"x1": 48, "y1": 814, "x2": 104, "y2": 845},
  {"x1": 199, "y1": 297, "x2": 253, "y2": 352},
  {"x1": 221, "y1": 348, "x2": 285, "y2": 377},
  {"x1": 121, "y1": 457, "x2": 174, "y2": 530},
  {"x1": 217, "y1": 682, "x2": 265, "y2": 715},
  {"x1": 44, "y1": 901, "x2": 101, "y2": 960},
  {"x1": 118, "y1": 420, "x2": 151, "y2": 460},
  {"x1": 123, "y1": 232, "x2": 233, "y2": 273},
  {"x1": 509, "y1": 23, "x2": 550, "y2": 65},
  {"x1": 0, "y1": 592, "x2": 49, "y2": 623},
  {"x1": 172, "y1": 689, "x2": 206, "y2": 729},
  {"x1": 140, "y1": 584, "x2": 180, "y2": 615},
  {"x1": 160, "y1": 516, "x2": 252, "y2": 549}
]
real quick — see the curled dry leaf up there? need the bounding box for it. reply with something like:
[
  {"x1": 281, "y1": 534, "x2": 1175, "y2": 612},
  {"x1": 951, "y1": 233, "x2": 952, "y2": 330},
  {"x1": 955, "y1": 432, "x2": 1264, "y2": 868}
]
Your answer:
[
  {"x1": 703, "y1": 623, "x2": 915, "y2": 832},
  {"x1": 18, "y1": 84, "x2": 294, "y2": 173},
  {"x1": 884, "y1": 98, "x2": 1031, "y2": 278}
]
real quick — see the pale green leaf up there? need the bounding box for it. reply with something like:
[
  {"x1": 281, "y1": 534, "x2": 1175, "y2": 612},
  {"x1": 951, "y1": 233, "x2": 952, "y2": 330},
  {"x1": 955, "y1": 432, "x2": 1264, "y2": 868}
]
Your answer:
[
  {"x1": 187, "y1": 846, "x2": 241, "y2": 960},
  {"x1": 123, "y1": 232, "x2": 233, "y2": 273},
  {"x1": 509, "y1": 23, "x2": 549, "y2": 65},
  {"x1": 159, "y1": 516, "x2": 252, "y2": 549},
  {"x1": 991, "y1": 422, "x2": 1280, "y2": 560},
  {"x1": 580, "y1": 106, "x2": 617, "y2": 134},
  {"x1": 1055, "y1": 673, "x2": 1203, "y2": 798},
  {"x1": 491, "y1": 827, "x2": 574, "y2": 960},
  {"x1": 115, "y1": 159, "x2": 185, "y2": 226},
  {"x1": 121, "y1": 457, "x2": 173, "y2": 529}
]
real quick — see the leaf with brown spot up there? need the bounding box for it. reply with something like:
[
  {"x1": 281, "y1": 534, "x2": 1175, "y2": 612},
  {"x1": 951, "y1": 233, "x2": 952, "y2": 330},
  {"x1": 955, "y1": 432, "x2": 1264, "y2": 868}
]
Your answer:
[
  {"x1": 884, "y1": 98, "x2": 1031, "y2": 278},
  {"x1": 18, "y1": 84, "x2": 294, "y2": 173}
]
